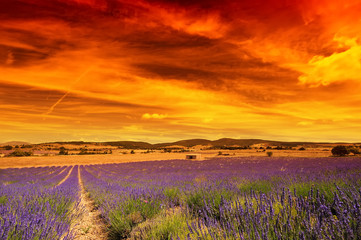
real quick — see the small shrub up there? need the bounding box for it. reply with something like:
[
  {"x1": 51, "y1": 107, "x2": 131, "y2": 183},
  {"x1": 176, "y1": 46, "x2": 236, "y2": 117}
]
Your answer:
[
  {"x1": 266, "y1": 151, "x2": 273, "y2": 157},
  {"x1": 140, "y1": 212, "x2": 188, "y2": 240},
  {"x1": 185, "y1": 189, "x2": 232, "y2": 219},
  {"x1": 298, "y1": 147, "x2": 306, "y2": 151},
  {"x1": 7, "y1": 150, "x2": 32, "y2": 157},
  {"x1": 348, "y1": 148, "x2": 360, "y2": 155},
  {"x1": 109, "y1": 211, "x2": 133, "y2": 239},
  {"x1": 58, "y1": 147, "x2": 68, "y2": 155},
  {"x1": 163, "y1": 188, "x2": 180, "y2": 205},
  {"x1": 185, "y1": 190, "x2": 204, "y2": 215}
]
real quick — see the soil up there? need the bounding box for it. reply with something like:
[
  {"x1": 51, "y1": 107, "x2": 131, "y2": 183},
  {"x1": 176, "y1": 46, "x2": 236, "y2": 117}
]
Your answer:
[
  {"x1": 54, "y1": 166, "x2": 74, "y2": 187},
  {"x1": 71, "y1": 166, "x2": 108, "y2": 240}
]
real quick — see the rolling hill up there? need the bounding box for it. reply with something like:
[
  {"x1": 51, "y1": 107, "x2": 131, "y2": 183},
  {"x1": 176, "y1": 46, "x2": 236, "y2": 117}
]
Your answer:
[{"x1": 3, "y1": 138, "x2": 359, "y2": 149}]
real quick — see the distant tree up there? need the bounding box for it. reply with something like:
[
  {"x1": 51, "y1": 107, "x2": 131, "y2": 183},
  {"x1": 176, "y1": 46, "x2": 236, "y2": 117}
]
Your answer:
[
  {"x1": 78, "y1": 148, "x2": 88, "y2": 155},
  {"x1": 331, "y1": 145, "x2": 349, "y2": 156},
  {"x1": 4, "y1": 145, "x2": 12, "y2": 150},
  {"x1": 266, "y1": 151, "x2": 273, "y2": 157},
  {"x1": 218, "y1": 151, "x2": 223, "y2": 155},
  {"x1": 298, "y1": 147, "x2": 306, "y2": 151},
  {"x1": 21, "y1": 145, "x2": 32, "y2": 148},
  {"x1": 58, "y1": 146, "x2": 68, "y2": 155},
  {"x1": 130, "y1": 150, "x2": 135, "y2": 154}
]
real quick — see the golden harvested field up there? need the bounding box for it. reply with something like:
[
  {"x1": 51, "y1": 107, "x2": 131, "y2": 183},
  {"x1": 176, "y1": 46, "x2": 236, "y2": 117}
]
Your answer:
[{"x1": 0, "y1": 149, "x2": 333, "y2": 169}]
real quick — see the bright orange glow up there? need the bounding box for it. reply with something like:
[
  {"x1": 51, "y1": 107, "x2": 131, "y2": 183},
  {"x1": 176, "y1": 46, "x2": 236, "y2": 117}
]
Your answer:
[{"x1": 1, "y1": 0, "x2": 361, "y2": 143}]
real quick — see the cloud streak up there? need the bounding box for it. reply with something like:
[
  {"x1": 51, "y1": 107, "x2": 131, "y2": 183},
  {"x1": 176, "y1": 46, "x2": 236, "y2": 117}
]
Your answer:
[{"x1": 44, "y1": 66, "x2": 95, "y2": 115}]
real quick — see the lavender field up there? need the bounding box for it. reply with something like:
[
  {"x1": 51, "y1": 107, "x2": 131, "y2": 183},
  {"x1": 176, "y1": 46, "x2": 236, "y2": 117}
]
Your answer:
[
  {"x1": 1, "y1": 157, "x2": 361, "y2": 239},
  {"x1": 0, "y1": 166, "x2": 80, "y2": 239}
]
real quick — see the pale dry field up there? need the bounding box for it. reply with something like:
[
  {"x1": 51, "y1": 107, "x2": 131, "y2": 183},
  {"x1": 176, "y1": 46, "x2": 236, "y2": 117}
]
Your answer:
[{"x1": 0, "y1": 149, "x2": 332, "y2": 169}]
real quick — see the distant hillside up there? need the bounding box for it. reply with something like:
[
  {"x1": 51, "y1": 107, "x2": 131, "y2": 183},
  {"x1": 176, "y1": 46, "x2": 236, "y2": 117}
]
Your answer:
[
  {"x1": 101, "y1": 138, "x2": 341, "y2": 149},
  {"x1": 0, "y1": 141, "x2": 31, "y2": 146},
  {"x1": 104, "y1": 141, "x2": 153, "y2": 149},
  {"x1": 212, "y1": 138, "x2": 271, "y2": 147},
  {"x1": 48, "y1": 141, "x2": 93, "y2": 145},
  {"x1": 154, "y1": 139, "x2": 212, "y2": 148},
  {"x1": 18, "y1": 138, "x2": 360, "y2": 149},
  {"x1": 154, "y1": 138, "x2": 327, "y2": 148}
]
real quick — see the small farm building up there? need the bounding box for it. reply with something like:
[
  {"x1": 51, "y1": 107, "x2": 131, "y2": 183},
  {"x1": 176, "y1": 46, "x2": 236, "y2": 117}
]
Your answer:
[{"x1": 186, "y1": 154, "x2": 202, "y2": 160}]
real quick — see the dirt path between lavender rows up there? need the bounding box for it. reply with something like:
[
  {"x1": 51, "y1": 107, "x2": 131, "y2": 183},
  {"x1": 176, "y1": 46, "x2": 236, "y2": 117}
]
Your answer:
[
  {"x1": 71, "y1": 166, "x2": 108, "y2": 240},
  {"x1": 55, "y1": 166, "x2": 74, "y2": 187}
]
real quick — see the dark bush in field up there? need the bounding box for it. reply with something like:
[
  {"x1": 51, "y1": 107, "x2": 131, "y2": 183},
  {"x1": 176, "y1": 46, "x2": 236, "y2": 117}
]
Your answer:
[
  {"x1": 21, "y1": 145, "x2": 32, "y2": 148},
  {"x1": 331, "y1": 145, "x2": 349, "y2": 156},
  {"x1": 58, "y1": 146, "x2": 68, "y2": 155},
  {"x1": 7, "y1": 149, "x2": 32, "y2": 157},
  {"x1": 78, "y1": 148, "x2": 88, "y2": 155}
]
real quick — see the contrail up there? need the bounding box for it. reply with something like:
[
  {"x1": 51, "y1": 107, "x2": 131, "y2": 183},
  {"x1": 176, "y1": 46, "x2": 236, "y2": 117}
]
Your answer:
[{"x1": 44, "y1": 67, "x2": 94, "y2": 115}]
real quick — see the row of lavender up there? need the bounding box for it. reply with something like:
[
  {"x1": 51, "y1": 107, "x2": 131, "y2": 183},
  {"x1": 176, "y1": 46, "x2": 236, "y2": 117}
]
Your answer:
[
  {"x1": 82, "y1": 157, "x2": 361, "y2": 239},
  {"x1": 0, "y1": 166, "x2": 80, "y2": 239}
]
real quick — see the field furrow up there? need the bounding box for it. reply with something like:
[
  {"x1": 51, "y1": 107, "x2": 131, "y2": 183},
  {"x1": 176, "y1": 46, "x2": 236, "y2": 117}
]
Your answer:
[
  {"x1": 70, "y1": 165, "x2": 108, "y2": 239},
  {"x1": 55, "y1": 166, "x2": 75, "y2": 188}
]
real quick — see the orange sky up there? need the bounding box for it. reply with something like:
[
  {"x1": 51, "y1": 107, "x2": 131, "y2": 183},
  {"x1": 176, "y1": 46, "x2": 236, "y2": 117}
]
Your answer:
[{"x1": 1, "y1": 0, "x2": 361, "y2": 143}]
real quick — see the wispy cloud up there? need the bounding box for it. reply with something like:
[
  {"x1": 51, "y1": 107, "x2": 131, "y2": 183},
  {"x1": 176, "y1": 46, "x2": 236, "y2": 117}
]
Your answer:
[{"x1": 142, "y1": 113, "x2": 168, "y2": 119}]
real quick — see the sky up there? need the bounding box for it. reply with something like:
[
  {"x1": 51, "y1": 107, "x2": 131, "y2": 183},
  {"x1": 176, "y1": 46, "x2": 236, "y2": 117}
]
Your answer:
[{"x1": 1, "y1": 0, "x2": 361, "y2": 143}]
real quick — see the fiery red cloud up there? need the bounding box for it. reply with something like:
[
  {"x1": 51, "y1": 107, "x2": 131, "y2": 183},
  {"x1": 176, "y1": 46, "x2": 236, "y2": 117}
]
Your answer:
[{"x1": 1, "y1": 0, "x2": 361, "y2": 143}]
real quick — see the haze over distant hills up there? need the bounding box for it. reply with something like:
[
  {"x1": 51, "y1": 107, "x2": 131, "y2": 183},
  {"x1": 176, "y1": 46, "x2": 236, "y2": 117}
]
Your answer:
[
  {"x1": 0, "y1": 141, "x2": 32, "y2": 146},
  {"x1": 4, "y1": 138, "x2": 356, "y2": 149}
]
